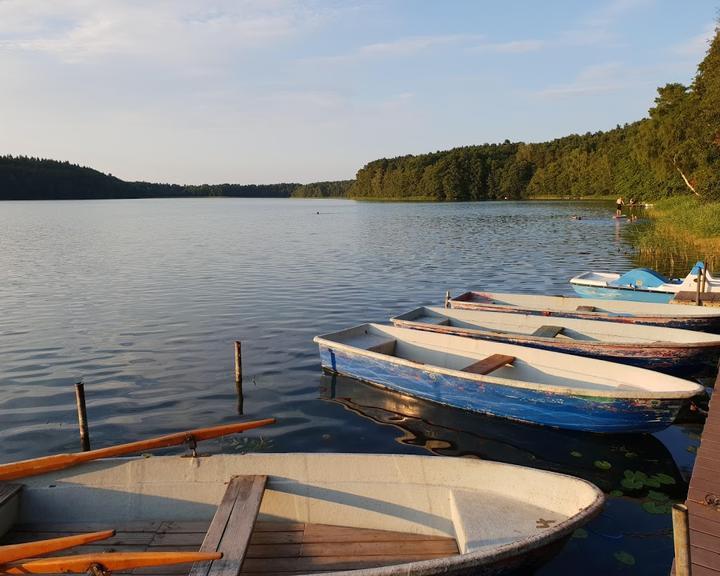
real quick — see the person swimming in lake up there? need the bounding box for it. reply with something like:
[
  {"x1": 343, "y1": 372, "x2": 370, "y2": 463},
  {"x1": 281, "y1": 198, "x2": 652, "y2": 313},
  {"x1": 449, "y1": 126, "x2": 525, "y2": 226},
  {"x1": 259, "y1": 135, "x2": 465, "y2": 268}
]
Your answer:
[{"x1": 615, "y1": 197, "x2": 624, "y2": 217}]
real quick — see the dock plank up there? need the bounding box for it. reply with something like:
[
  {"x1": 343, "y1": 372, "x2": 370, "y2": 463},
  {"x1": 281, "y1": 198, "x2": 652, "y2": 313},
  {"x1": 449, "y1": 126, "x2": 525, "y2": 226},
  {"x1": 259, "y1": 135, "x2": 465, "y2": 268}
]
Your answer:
[{"x1": 680, "y1": 361, "x2": 720, "y2": 575}]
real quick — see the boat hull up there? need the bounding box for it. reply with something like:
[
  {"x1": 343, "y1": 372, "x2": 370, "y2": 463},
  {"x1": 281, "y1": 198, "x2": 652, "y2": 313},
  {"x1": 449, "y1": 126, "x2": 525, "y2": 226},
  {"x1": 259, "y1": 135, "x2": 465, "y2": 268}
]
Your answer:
[
  {"x1": 571, "y1": 284, "x2": 675, "y2": 304},
  {"x1": 5, "y1": 454, "x2": 605, "y2": 576},
  {"x1": 318, "y1": 345, "x2": 686, "y2": 433},
  {"x1": 449, "y1": 292, "x2": 720, "y2": 332},
  {"x1": 391, "y1": 318, "x2": 719, "y2": 377}
]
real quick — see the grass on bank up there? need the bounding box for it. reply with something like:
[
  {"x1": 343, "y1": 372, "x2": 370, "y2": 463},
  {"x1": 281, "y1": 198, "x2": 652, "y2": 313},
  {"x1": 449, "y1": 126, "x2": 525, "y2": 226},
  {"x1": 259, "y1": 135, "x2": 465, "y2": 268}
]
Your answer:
[{"x1": 628, "y1": 196, "x2": 720, "y2": 273}]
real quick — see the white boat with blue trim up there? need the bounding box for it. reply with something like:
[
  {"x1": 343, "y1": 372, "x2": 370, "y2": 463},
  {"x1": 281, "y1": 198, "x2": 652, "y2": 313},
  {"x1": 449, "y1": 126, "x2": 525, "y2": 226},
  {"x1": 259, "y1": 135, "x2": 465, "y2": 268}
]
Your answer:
[
  {"x1": 570, "y1": 261, "x2": 719, "y2": 303},
  {"x1": 390, "y1": 306, "x2": 720, "y2": 376},
  {"x1": 448, "y1": 291, "x2": 720, "y2": 332},
  {"x1": 313, "y1": 323, "x2": 704, "y2": 433}
]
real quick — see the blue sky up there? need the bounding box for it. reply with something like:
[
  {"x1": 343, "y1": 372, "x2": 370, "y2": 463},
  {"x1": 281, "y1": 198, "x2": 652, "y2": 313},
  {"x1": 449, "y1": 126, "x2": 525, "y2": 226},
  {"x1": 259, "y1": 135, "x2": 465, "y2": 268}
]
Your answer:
[{"x1": 0, "y1": 0, "x2": 716, "y2": 184}]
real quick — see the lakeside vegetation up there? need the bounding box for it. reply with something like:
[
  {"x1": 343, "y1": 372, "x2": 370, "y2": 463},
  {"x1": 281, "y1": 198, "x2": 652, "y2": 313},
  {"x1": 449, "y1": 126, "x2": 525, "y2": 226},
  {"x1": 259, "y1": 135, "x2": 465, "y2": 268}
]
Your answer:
[{"x1": 628, "y1": 198, "x2": 720, "y2": 273}]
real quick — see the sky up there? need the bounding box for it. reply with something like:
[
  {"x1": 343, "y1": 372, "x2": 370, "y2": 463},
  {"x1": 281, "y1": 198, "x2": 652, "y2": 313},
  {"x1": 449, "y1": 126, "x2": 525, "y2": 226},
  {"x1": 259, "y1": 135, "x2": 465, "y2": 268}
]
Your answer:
[{"x1": 0, "y1": 0, "x2": 717, "y2": 185}]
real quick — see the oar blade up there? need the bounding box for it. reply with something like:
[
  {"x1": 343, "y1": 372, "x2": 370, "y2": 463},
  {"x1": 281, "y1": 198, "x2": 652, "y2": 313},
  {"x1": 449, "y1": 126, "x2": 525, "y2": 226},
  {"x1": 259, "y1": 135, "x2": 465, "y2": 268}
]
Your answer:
[{"x1": 0, "y1": 530, "x2": 115, "y2": 564}]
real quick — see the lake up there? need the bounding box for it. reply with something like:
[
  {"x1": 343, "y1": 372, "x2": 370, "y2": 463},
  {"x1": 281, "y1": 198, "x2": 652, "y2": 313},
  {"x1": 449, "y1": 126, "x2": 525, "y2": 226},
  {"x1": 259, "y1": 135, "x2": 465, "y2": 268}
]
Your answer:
[{"x1": 0, "y1": 198, "x2": 701, "y2": 574}]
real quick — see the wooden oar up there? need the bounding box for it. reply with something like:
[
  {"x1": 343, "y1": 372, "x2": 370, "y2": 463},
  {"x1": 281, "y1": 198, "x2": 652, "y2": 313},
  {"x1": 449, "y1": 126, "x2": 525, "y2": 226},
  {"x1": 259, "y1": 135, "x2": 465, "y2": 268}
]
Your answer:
[
  {"x1": 0, "y1": 418, "x2": 275, "y2": 481},
  {"x1": 0, "y1": 551, "x2": 222, "y2": 574},
  {"x1": 0, "y1": 531, "x2": 115, "y2": 564}
]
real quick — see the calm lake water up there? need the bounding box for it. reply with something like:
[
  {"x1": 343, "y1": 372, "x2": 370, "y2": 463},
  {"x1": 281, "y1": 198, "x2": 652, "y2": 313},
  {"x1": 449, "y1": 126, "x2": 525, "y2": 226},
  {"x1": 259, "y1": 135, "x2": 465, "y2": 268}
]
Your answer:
[{"x1": 0, "y1": 198, "x2": 702, "y2": 574}]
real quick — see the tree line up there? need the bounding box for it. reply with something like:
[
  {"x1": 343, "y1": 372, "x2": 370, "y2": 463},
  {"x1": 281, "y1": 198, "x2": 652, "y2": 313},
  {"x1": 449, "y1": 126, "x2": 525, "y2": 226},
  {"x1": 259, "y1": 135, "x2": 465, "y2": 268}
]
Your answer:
[
  {"x1": 2, "y1": 24, "x2": 718, "y2": 203},
  {"x1": 349, "y1": 24, "x2": 720, "y2": 202}
]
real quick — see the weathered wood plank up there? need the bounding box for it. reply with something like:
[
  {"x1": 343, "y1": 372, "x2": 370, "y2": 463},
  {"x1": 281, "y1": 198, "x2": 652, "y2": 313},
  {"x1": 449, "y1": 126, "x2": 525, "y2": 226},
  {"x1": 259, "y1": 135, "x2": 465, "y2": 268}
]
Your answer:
[
  {"x1": 531, "y1": 325, "x2": 564, "y2": 338},
  {"x1": 462, "y1": 354, "x2": 515, "y2": 375},
  {"x1": 240, "y1": 553, "x2": 456, "y2": 573},
  {"x1": 302, "y1": 524, "x2": 453, "y2": 543},
  {"x1": 253, "y1": 523, "x2": 304, "y2": 533},
  {"x1": 190, "y1": 475, "x2": 267, "y2": 576}
]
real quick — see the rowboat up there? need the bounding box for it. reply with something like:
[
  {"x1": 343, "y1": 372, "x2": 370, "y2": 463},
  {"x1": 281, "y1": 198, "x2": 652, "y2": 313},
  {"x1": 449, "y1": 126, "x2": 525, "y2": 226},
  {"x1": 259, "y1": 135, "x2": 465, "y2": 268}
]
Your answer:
[
  {"x1": 390, "y1": 306, "x2": 720, "y2": 376},
  {"x1": 0, "y1": 453, "x2": 604, "y2": 576},
  {"x1": 447, "y1": 291, "x2": 720, "y2": 332},
  {"x1": 313, "y1": 323, "x2": 703, "y2": 433},
  {"x1": 322, "y1": 373, "x2": 686, "y2": 494},
  {"x1": 570, "y1": 262, "x2": 719, "y2": 303}
]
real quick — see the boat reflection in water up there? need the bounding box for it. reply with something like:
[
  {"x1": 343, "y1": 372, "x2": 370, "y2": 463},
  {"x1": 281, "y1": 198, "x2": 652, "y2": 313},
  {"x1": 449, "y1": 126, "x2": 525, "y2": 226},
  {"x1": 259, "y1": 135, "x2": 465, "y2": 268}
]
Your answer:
[
  {"x1": 320, "y1": 373, "x2": 692, "y2": 573},
  {"x1": 320, "y1": 373, "x2": 686, "y2": 497}
]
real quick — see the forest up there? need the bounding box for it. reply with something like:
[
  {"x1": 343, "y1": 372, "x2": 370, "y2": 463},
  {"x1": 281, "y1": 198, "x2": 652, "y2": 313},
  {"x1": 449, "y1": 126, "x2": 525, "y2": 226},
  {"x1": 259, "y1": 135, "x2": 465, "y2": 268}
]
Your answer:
[
  {"x1": 350, "y1": 24, "x2": 720, "y2": 202},
  {"x1": 0, "y1": 156, "x2": 300, "y2": 200}
]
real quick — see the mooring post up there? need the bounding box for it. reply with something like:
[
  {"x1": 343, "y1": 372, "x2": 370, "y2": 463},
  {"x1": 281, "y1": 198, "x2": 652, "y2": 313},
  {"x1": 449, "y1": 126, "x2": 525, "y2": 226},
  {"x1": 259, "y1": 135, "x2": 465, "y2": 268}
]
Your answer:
[
  {"x1": 671, "y1": 503, "x2": 691, "y2": 576},
  {"x1": 74, "y1": 381, "x2": 91, "y2": 452},
  {"x1": 444, "y1": 290, "x2": 450, "y2": 308},
  {"x1": 696, "y1": 267, "x2": 702, "y2": 306},
  {"x1": 234, "y1": 341, "x2": 242, "y2": 383}
]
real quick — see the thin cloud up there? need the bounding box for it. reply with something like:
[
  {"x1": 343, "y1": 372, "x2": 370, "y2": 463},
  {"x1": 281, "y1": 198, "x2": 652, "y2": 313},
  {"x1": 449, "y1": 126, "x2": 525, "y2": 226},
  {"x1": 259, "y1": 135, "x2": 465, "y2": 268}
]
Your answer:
[
  {"x1": 535, "y1": 62, "x2": 627, "y2": 97},
  {"x1": 670, "y1": 24, "x2": 716, "y2": 58},
  {"x1": 470, "y1": 39, "x2": 545, "y2": 54}
]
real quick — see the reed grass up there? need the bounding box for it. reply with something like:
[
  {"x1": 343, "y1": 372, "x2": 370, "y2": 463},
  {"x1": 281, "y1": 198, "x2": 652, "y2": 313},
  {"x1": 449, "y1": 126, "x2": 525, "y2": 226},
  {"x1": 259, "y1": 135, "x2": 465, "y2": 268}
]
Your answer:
[{"x1": 627, "y1": 197, "x2": 720, "y2": 275}]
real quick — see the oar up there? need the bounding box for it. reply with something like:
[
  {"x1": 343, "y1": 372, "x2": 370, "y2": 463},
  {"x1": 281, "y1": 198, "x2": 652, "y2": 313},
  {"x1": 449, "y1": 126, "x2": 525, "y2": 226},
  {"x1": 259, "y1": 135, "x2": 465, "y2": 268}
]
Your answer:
[
  {"x1": 0, "y1": 531, "x2": 115, "y2": 564},
  {"x1": 0, "y1": 551, "x2": 222, "y2": 574},
  {"x1": 0, "y1": 418, "x2": 275, "y2": 481}
]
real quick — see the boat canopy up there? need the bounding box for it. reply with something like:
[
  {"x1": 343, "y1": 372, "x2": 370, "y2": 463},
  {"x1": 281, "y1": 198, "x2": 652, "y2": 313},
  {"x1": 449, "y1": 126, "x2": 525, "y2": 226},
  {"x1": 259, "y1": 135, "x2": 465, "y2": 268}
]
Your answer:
[{"x1": 609, "y1": 268, "x2": 675, "y2": 289}]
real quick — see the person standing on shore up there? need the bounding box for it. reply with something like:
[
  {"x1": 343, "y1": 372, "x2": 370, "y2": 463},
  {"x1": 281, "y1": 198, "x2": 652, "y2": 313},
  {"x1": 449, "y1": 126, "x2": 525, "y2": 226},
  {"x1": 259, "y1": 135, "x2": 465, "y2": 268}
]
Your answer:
[{"x1": 615, "y1": 197, "x2": 624, "y2": 217}]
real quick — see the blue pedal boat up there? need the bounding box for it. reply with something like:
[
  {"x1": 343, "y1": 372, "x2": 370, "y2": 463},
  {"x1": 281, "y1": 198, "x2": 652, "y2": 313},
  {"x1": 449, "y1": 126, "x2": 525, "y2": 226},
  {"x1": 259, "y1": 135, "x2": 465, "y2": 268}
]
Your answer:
[
  {"x1": 570, "y1": 262, "x2": 718, "y2": 303},
  {"x1": 313, "y1": 323, "x2": 704, "y2": 433}
]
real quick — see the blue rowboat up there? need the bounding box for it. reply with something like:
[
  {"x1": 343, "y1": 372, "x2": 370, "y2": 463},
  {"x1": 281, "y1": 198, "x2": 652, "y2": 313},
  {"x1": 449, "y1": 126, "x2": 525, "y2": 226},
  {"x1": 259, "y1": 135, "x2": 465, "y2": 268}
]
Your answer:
[
  {"x1": 391, "y1": 307, "x2": 720, "y2": 377},
  {"x1": 448, "y1": 291, "x2": 720, "y2": 332},
  {"x1": 570, "y1": 262, "x2": 719, "y2": 303},
  {"x1": 313, "y1": 323, "x2": 704, "y2": 433}
]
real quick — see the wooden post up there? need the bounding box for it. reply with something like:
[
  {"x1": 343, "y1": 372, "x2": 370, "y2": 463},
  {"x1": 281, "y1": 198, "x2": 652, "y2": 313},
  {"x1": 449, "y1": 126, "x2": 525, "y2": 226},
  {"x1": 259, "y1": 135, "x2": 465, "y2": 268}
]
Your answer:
[
  {"x1": 672, "y1": 503, "x2": 691, "y2": 576},
  {"x1": 444, "y1": 291, "x2": 450, "y2": 309},
  {"x1": 234, "y1": 341, "x2": 242, "y2": 383},
  {"x1": 696, "y1": 267, "x2": 702, "y2": 306},
  {"x1": 74, "y1": 382, "x2": 90, "y2": 452}
]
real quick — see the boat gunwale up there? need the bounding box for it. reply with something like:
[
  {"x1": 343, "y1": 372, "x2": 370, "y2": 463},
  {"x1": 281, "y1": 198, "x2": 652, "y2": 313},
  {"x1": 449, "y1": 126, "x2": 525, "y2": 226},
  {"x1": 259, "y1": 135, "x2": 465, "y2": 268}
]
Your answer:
[{"x1": 313, "y1": 326, "x2": 703, "y2": 400}]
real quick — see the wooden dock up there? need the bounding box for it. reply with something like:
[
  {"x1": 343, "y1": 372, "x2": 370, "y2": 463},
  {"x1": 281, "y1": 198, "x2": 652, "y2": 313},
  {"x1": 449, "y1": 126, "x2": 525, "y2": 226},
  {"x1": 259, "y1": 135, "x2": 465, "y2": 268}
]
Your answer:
[{"x1": 682, "y1": 365, "x2": 720, "y2": 575}]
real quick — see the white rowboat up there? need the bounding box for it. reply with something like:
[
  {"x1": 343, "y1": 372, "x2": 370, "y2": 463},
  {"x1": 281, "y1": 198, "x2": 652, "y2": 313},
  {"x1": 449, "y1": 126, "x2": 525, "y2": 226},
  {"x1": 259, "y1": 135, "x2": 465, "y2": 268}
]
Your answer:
[{"x1": 0, "y1": 454, "x2": 604, "y2": 576}]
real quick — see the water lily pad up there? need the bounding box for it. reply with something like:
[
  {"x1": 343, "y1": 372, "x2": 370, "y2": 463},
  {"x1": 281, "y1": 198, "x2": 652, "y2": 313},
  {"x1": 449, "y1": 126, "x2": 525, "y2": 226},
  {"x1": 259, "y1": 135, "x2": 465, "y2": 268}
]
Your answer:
[
  {"x1": 642, "y1": 500, "x2": 672, "y2": 514},
  {"x1": 652, "y1": 473, "x2": 676, "y2": 485},
  {"x1": 644, "y1": 477, "x2": 661, "y2": 488},
  {"x1": 570, "y1": 451, "x2": 583, "y2": 458},
  {"x1": 613, "y1": 551, "x2": 636, "y2": 566},
  {"x1": 647, "y1": 490, "x2": 669, "y2": 502},
  {"x1": 572, "y1": 528, "x2": 589, "y2": 539},
  {"x1": 594, "y1": 460, "x2": 612, "y2": 470}
]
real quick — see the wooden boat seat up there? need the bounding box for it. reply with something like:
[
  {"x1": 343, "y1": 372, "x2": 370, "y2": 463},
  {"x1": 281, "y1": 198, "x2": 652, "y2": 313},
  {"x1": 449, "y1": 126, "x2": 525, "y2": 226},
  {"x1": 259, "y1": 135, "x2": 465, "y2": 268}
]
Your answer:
[
  {"x1": 576, "y1": 305, "x2": 596, "y2": 312},
  {"x1": 532, "y1": 325, "x2": 564, "y2": 338},
  {"x1": 462, "y1": 354, "x2": 515, "y2": 375},
  {"x1": 189, "y1": 475, "x2": 267, "y2": 576}
]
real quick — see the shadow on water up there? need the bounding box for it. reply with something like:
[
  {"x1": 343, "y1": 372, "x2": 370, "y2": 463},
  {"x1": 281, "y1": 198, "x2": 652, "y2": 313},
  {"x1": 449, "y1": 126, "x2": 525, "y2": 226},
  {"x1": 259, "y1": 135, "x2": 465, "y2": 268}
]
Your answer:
[{"x1": 320, "y1": 373, "x2": 697, "y2": 575}]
